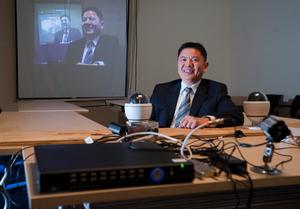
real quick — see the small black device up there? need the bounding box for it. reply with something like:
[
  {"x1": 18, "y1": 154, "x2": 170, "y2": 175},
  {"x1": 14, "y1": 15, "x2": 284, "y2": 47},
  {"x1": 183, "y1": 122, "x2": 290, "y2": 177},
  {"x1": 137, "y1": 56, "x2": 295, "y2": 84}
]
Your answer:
[
  {"x1": 35, "y1": 142, "x2": 194, "y2": 193},
  {"x1": 209, "y1": 153, "x2": 247, "y2": 176},
  {"x1": 108, "y1": 122, "x2": 127, "y2": 135}
]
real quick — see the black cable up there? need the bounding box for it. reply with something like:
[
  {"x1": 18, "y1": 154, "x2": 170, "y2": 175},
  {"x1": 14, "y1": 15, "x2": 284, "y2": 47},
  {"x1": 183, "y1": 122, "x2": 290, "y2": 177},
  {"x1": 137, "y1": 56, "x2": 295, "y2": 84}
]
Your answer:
[
  {"x1": 223, "y1": 141, "x2": 263, "y2": 168},
  {"x1": 233, "y1": 128, "x2": 268, "y2": 148},
  {"x1": 222, "y1": 139, "x2": 294, "y2": 177},
  {"x1": 189, "y1": 142, "x2": 212, "y2": 149},
  {"x1": 273, "y1": 151, "x2": 293, "y2": 169},
  {"x1": 226, "y1": 169, "x2": 253, "y2": 209},
  {"x1": 15, "y1": 161, "x2": 22, "y2": 186},
  {"x1": 223, "y1": 142, "x2": 237, "y2": 156},
  {"x1": 231, "y1": 172, "x2": 253, "y2": 209},
  {"x1": 9, "y1": 146, "x2": 33, "y2": 166},
  {"x1": 228, "y1": 174, "x2": 240, "y2": 209},
  {"x1": 94, "y1": 134, "x2": 120, "y2": 143},
  {"x1": 187, "y1": 136, "x2": 226, "y2": 157},
  {"x1": 235, "y1": 137, "x2": 268, "y2": 148},
  {"x1": 22, "y1": 153, "x2": 35, "y2": 162},
  {"x1": 1, "y1": 146, "x2": 35, "y2": 209},
  {"x1": 190, "y1": 137, "x2": 219, "y2": 147},
  {"x1": 203, "y1": 138, "x2": 225, "y2": 154},
  {"x1": 245, "y1": 172, "x2": 253, "y2": 209}
]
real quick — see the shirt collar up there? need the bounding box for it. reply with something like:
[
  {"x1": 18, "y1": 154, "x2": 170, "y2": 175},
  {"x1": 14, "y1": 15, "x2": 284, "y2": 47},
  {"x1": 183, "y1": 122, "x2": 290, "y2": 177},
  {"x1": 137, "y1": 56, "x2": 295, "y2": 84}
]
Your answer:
[
  {"x1": 180, "y1": 80, "x2": 201, "y2": 94},
  {"x1": 86, "y1": 35, "x2": 100, "y2": 47}
]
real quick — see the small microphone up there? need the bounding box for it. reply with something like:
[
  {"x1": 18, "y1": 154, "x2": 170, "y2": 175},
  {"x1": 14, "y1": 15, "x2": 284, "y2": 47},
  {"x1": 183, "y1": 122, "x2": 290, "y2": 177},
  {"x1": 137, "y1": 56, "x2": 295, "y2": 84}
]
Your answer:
[
  {"x1": 262, "y1": 141, "x2": 275, "y2": 163},
  {"x1": 211, "y1": 118, "x2": 235, "y2": 127},
  {"x1": 250, "y1": 116, "x2": 289, "y2": 175}
]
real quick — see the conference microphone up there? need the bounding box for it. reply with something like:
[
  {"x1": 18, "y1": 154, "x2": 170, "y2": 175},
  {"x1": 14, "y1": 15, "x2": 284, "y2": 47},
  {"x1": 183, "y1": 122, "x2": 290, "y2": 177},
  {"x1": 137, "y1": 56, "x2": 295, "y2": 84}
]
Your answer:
[{"x1": 262, "y1": 141, "x2": 275, "y2": 163}]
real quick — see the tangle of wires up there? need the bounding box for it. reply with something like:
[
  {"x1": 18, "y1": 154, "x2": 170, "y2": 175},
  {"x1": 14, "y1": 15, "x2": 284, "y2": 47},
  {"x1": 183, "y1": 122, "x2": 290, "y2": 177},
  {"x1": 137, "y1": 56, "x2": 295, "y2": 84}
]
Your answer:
[
  {"x1": 110, "y1": 124, "x2": 254, "y2": 209},
  {"x1": 1, "y1": 146, "x2": 34, "y2": 209},
  {"x1": 1, "y1": 120, "x2": 297, "y2": 209},
  {"x1": 178, "y1": 131, "x2": 255, "y2": 209}
]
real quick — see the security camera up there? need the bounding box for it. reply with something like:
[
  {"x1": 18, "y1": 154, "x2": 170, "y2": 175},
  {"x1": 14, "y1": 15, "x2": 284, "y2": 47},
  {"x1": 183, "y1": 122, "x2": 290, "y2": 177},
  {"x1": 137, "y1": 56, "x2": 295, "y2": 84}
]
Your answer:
[
  {"x1": 243, "y1": 92, "x2": 270, "y2": 126},
  {"x1": 124, "y1": 93, "x2": 152, "y2": 122}
]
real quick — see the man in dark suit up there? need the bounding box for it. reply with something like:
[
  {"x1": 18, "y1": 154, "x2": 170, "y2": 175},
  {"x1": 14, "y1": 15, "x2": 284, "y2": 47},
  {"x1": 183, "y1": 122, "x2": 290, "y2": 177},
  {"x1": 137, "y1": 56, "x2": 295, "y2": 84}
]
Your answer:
[
  {"x1": 54, "y1": 15, "x2": 81, "y2": 44},
  {"x1": 64, "y1": 6, "x2": 121, "y2": 67},
  {"x1": 150, "y1": 42, "x2": 244, "y2": 128}
]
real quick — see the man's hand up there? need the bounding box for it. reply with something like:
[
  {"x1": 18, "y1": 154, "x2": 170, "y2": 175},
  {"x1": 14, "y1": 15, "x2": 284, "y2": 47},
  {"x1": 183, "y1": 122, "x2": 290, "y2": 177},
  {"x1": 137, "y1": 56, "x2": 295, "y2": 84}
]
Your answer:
[{"x1": 178, "y1": 116, "x2": 210, "y2": 129}]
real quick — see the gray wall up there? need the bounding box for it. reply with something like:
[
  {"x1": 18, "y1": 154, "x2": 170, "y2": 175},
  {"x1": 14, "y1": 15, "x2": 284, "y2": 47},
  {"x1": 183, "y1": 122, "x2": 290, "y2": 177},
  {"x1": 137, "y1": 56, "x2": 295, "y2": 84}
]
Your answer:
[
  {"x1": 1, "y1": 0, "x2": 300, "y2": 110},
  {"x1": 136, "y1": 0, "x2": 300, "y2": 101}
]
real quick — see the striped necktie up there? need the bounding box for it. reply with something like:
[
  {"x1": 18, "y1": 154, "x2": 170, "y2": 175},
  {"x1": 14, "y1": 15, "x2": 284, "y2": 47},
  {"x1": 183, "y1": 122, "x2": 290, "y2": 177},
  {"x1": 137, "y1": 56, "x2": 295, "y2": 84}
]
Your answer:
[
  {"x1": 83, "y1": 41, "x2": 94, "y2": 64},
  {"x1": 61, "y1": 30, "x2": 69, "y2": 43},
  {"x1": 174, "y1": 87, "x2": 192, "y2": 127}
]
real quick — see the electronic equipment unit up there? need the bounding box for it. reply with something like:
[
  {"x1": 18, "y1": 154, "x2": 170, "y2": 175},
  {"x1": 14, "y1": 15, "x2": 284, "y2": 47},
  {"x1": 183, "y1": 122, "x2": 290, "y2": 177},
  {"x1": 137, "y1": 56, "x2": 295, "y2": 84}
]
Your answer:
[{"x1": 35, "y1": 142, "x2": 194, "y2": 193}]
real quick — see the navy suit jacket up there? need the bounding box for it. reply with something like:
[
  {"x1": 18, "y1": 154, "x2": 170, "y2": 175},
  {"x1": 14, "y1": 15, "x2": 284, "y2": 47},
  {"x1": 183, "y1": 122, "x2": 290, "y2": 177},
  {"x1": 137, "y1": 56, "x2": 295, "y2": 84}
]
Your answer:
[
  {"x1": 150, "y1": 79, "x2": 244, "y2": 127},
  {"x1": 64, "y1": 35, "x2": 121, "y2": 67},
  {"x1": 54, "y1": 28, "x2": 81, "y2": 44}
]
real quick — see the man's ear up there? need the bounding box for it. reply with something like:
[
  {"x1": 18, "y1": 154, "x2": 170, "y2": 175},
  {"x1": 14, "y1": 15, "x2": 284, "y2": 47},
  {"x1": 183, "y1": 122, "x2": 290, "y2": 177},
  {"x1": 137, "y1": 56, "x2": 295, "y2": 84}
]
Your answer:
[
  {"x1": 203, "y1": 61, "x2": 209, "y2": 73},
  {"x1": 100, "y1": 20, "x2": 104, "y2": 30}
]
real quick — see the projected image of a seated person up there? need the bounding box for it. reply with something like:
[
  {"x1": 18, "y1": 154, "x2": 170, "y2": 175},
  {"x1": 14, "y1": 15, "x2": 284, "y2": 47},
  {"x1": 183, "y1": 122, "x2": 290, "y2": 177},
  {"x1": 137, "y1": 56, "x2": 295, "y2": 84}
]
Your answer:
[
  {"x1": 54, "y1": 15, "x2": 81, "y2": 44},
  {"x1": 35, "y1": 5, "x2": 82, "y2": 64},
  {"x1": 64, "y1": 6, "x2": 121, "y2": 66}
]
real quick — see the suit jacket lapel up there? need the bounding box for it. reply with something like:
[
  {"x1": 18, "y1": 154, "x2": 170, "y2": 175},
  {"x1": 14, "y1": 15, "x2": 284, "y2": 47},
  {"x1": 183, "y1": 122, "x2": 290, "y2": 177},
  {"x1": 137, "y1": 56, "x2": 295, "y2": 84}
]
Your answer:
[
  {"x1": 190, "y1": 79, "x2": 208, "y2": 115},
  {"x1": 167, "y1": 81, "x2": 181, "y2": 124}
]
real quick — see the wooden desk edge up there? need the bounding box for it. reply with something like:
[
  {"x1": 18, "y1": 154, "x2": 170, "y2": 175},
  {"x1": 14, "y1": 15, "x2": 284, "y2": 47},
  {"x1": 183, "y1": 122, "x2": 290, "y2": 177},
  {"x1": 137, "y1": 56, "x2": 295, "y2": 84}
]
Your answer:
[{"x1": 18, "y1": 100, "x2": 89, "y2": 113}]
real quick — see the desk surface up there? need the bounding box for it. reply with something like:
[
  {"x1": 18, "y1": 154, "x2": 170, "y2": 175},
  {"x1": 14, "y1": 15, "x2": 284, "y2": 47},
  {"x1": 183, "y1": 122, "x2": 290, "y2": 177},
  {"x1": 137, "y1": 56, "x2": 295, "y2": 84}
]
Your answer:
[
  {"x1": 18, "y1": 100, "x2": 89, "y2": 113},
  {"x1": 23, "y1": 118, "x2": 300, "y2": 209},
  {"x1": 23, "y1": 136, "x2": 300, "y2": 209},
  {"x1": 0, "y1": 111, "x2": 110, "y2": 154}
]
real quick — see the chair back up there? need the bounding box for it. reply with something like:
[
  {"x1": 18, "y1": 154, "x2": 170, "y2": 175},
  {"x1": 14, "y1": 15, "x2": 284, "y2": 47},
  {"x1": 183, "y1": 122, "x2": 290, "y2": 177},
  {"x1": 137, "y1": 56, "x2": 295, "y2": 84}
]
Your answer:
[
  {"x1": 291, "y1": 95, "x2": 300, "y2": 118},
  {"x1": 266, "y1": 94, "x2": 283, "y2": 115}
]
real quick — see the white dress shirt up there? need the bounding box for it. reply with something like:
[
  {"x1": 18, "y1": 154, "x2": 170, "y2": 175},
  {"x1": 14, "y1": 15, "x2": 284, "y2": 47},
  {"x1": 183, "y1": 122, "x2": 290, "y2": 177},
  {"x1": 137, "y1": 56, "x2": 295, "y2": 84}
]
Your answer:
[
  {"x1": 171, "y1": 80, "x2": 201, "y2": 127},
  {"x1": 81, "y1": 36, "x2": 100, "y2": 63}
]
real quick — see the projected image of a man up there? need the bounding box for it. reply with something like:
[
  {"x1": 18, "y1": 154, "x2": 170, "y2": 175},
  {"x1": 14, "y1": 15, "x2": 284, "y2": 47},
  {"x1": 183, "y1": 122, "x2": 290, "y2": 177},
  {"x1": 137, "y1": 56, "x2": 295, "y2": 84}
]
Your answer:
[
  {"x1": 65, "y1": 6, "x2": 121, "y2": 66},
  {"x1": 82, "y1": 9, "x2": 103, "y2": 40},
  {"x1": 54, "y1": 15, "x2": 81, "y2": 44}
]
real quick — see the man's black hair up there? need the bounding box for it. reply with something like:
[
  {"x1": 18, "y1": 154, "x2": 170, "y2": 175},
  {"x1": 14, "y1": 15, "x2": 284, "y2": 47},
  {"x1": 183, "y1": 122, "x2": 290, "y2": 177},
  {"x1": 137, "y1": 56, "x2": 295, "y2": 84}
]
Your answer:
[
  {"x1": 60, "y1": 14, "x2": 71, "y2": 21},
  {"x1": 177, "y1": 42, "x2": 207, "y2": 60},
  {"x1": 82, "y1": 6, "x2": 103, "y2": 20}
]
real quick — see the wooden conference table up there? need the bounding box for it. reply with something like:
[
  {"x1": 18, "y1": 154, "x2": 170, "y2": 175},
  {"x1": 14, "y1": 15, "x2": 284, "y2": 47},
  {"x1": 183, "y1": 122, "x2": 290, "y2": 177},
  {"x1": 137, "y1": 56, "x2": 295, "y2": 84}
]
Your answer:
[
  {"x1": 0, "y1": 111, "x2": 110, "y2": 155},
  {"x1": 15, "y1": 116, "x2": 300, "y2": 209},
  {"x1": 1, "y1": 109, "x2": 300, "y2": 208},
  {"x1": 18, "y1": 100, "x2": 89, "y2": 113}
]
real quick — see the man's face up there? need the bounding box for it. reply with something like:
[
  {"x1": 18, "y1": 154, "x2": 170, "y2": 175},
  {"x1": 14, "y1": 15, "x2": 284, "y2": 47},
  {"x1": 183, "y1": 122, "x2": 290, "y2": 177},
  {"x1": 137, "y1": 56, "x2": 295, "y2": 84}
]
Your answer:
[
  {"x1": 61, "y1": 16, "x2": 70, "y2": 30},
  {"x1": 177, "y1": 48, "x2": 208, "y2": 85},
  {"x1": 82, "y1": 10, "x2": 103, "y2": 39}
]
